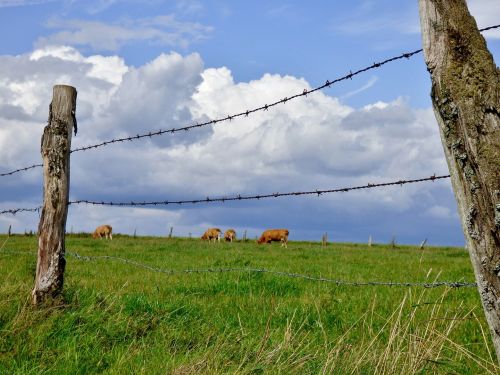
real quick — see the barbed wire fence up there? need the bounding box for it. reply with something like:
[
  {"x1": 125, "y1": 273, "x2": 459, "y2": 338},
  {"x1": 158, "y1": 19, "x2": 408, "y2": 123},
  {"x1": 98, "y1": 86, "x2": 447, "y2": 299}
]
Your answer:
[
  {"x1": 0, "y1": 246, "x2": 478, "y2": 289},
  {"x1": 1, "y1": 25, "x2": 498, "y2": 298},
  {"x1": 1, "y1": 25, "x2": 498, "y2": 236}
]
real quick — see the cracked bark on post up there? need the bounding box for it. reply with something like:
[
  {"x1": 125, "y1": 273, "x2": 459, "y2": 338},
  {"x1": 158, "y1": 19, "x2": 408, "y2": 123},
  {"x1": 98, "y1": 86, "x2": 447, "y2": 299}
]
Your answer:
[
  {"x1": 418, "y1": 0, "x2": 500, "y2": 363},
  {"x1": 32, "y1": 85, "x2": 77, "y2": 305}
]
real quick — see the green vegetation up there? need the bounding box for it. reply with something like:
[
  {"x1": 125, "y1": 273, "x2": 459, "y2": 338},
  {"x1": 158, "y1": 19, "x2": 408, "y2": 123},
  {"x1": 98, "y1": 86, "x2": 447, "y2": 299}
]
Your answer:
[{"x1": 0, "y1": 235, "x2": 497, "y2": 374}]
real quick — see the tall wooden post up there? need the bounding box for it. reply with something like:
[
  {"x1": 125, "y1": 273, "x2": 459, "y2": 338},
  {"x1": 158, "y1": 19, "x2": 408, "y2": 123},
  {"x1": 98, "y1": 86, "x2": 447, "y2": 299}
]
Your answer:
[
  {"x1": 32, "y1": 85, "x2": 77, "y2": 305},
  {"x1": 418, "y1": 0, "x2": 500, "y2": 363}
]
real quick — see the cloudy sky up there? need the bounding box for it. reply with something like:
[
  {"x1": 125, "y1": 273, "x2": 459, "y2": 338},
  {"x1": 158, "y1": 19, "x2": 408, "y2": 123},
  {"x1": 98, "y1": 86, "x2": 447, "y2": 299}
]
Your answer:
[{"x1": 0, "y1": 0, "x2": 499, "y2": 245}]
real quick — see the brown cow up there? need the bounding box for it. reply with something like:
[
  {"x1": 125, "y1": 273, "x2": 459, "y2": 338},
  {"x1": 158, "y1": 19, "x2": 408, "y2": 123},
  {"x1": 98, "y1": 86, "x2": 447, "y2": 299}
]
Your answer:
[
  {"x1": 92, "y1": 224, "x2": 113, "y2": 240},
  {"x1": 201, "y1": 228, "x2": 221, "y2": 242},
  {"x1": 224, "y1": 229, "x2": 237, "y2": 242},
  {"x1": 257, "y1": 229, "x2": 289, "y2": 248}
]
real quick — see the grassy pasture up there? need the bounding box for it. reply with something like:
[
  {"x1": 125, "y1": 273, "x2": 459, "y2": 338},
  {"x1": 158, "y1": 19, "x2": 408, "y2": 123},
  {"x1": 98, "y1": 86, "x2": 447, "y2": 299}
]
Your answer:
[{"x1": 0, "y1": 234, "x2": 498, "y2": 374}]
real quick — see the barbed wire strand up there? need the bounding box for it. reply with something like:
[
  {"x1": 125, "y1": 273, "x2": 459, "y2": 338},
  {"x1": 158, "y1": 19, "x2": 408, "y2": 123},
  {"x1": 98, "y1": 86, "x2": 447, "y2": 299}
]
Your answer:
[
  {"x1": 69, "y1": 174, "x2": 450, "y2": 207},
  {"x1": 0, "y1": 248, "x2": 476, "y2": 288},
  {"x1": 2, "y1": 24, "x2": 499, "y2": 179},
  {"x1": 67, "y1": 51, "x2": 424, "y2": 153},
  {"x1": 66, "y1": 251, "x2": 476, "y2": 288},
  {"x1": 0, "y1": 207, "x2": 40, "y2": 215},
  {"x1": 0, "y1": 163, "x2": 43, "y2": 177},
  {"x1": 0, "y1": 174, "x2": 450, "y2": 215}
]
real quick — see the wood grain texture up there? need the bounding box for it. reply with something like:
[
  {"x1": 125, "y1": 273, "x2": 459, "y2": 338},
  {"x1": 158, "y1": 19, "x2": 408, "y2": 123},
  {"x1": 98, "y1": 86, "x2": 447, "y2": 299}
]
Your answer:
[
  {"x1": 419, "y1": 0, "x2": 500, "y2": 363},
  {"x1": 32, "y1": 85, "x2": 77, "y2": 305}
]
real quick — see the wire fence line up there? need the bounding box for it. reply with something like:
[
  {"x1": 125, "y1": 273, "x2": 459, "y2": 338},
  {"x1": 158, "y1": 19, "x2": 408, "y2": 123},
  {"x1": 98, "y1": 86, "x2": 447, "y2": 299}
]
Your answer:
[
  {"x1": 0, "y1": 247, "x2": 477, "y2": 288},
  {"x1": 2, "y1": 23, "x2": 499, "y2": 179},
  {"x1": 65, "y1": 251, "x2": 477, "y2": 289},
  {"x1": 0, "y1": 207, "x2": 40, "y2": 215},
  {"x1": 0, "y1": 174, "x2": 450, "y2": 215},
  {"x1": 0, "y1": 163, "x2": 43, "y2": 177}
]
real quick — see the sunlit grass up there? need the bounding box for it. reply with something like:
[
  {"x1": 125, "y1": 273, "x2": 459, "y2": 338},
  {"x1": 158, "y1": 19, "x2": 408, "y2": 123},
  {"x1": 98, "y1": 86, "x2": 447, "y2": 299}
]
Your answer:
[{"x1": 0, "y1": 234, "x2": 496, "y2": 374}]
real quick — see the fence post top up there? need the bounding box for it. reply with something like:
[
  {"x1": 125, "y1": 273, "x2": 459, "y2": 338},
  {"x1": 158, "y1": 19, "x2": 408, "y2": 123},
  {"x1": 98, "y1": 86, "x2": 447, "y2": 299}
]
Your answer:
[{"x1": 53, "y1": 84, "x2": 76, "y2": 90}]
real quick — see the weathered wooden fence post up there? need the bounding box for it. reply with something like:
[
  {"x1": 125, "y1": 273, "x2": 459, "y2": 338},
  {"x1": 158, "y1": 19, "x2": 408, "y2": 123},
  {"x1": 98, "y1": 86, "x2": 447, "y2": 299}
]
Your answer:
[
  {"x1": 32, "y1": 85, "x2": 77, "y2": 305},
  {"x1": 7, "y1": 224, "x2": 11, "y2": 237},
  {"x1": 419, "y1": 0, "x2": 500, "y2": 363},
  {"x1": 368, "y1": 235, "x2": 372, "y2": 247},
  {"x1": 168, "y1": 226, "x2": 173, "y2": 239}
]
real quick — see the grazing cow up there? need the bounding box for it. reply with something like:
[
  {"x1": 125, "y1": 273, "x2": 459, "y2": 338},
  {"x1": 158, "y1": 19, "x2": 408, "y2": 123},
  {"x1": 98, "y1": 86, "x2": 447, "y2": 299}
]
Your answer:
[
  {"x1": 201, "y1": 228, "x2": 221, "y2": 242},
  {"x1": 92, "y1": 224, "x2": 113, "y2": 240},
  {"x1": 257, "y1": 229, "x2": 289, "y2": 248},
  {"x1": 224, "y1": 229, "x2": 237, "y2": 242}
]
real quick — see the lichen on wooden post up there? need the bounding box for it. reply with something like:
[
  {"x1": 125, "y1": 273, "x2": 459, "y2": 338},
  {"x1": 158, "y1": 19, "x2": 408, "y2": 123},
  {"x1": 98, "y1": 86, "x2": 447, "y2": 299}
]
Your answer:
[
  {"x1": 32, "y1": 85, "x2": 77, "y2": 305},
  {"x1": 418, "y1": 0, "x2": 500, "y2": 363}
]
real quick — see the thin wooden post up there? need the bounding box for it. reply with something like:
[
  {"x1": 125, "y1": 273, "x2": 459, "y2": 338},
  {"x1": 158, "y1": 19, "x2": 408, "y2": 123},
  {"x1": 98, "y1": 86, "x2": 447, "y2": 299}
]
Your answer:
[
  {"x1": 368, "y1": 235, "x2": 372, "y2": 247},
  {"x1": 32, "y1": 85, "x2": 77, "y2": 305},
  {"x1": 321, "y1": 232, "x2": 328, "y2": 247},
  {"x1": 168, "y1": 226, "x2": 173, "y2": 239},
  {"x1": 419, "y1": 0, "x2": 500, "y2": 363},
  {"x1": 243, "y1": 230, "x2": 247, "y2": 242},
  {"x1": 7, "y1": 225, "x2": 11, "y2": 237},
  {"x1": 419, "y1": 238, "x2": 428, "y2": 250}
]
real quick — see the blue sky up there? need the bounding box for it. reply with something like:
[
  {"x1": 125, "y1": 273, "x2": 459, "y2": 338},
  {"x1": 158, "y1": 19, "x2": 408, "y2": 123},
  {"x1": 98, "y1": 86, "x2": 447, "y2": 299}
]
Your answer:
[{"x1": 0, "y1": 0, "x2": 499, "y2": 245}]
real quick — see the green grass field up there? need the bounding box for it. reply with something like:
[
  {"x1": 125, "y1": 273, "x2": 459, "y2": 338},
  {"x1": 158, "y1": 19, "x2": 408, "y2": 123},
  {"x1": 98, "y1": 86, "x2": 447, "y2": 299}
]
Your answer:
[{"x1": 0, "y1": 234, "x2": 498, "y2": 374}]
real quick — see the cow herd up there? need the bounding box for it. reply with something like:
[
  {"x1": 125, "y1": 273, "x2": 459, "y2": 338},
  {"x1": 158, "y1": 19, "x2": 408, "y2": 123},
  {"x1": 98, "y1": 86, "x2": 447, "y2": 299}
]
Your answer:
[
  {"x1": 91, "y1": 225, "x2": 289, "y2": 247},
  {"x1": 201, "y1": 228, "x2": 289, "y2": 248}
]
